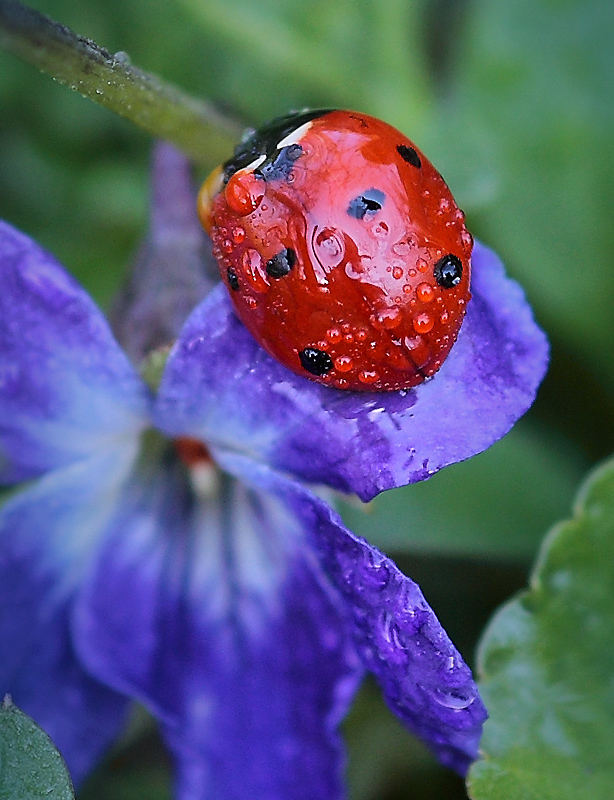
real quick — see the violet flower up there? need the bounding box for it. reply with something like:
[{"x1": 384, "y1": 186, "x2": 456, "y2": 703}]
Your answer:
[{"x1": 0, "y1": 144, "x2": 548, "y2": 799}]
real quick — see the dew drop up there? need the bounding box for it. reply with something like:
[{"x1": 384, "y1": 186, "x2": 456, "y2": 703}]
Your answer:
[
  {"x1": 440, "y1": 311, "x2": 449, "y2": 324},
  {"x1": 432, "y1": 686, "x2": 476, "y2": 710},
  {"x1": 334, "y1": 355, "x2": 353, "y2": 372},
  {"x1": 416, "y1": 258, "x2": 428, "y2": 273},
  {"x1": 225, "y1": 173, "x2": 265, "y2": 215},
  {"x1": 314, "y1": 227, "x2": 345, "y2": 267},
  {"x1": 461, "y1": 230, "x2": 474, "y2": 251},
  {"x1": 375, "y1": 306, "x2": 403, "y2": 330},
  {"x1": 232, "y1": 227, "x2": 245, "y2": 243},
  {"x1": 392, "y1": 266, "x2": 404, "y2": 280},
  {"x1": 359, "y1": 369, "x2": 379, "y2": 385},
  {"x1": 242, "y1": 249, "x2": 269, "y2": 292},
  {"x1": 413, "y1": 313, "x2": 434, "y2": 334},
  {"x1": 326, "y1": 327, "x2": 343, "y2": 344},
  {"x1": 416, "y1": 282, "x2": 435, "y2": 303}
]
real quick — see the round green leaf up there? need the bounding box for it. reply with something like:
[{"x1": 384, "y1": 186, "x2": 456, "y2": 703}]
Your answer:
[
  {"x1": 0, "y1": 697, "x2": 74, "y2": 799},
  {"x1": 468, "y1": 455, "x2": 614, "y2": 799}
]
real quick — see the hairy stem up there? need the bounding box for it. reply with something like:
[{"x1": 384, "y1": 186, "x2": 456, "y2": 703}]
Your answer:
[{"x1": 0, "y1": 0, "x2": 243, "y2": 165}]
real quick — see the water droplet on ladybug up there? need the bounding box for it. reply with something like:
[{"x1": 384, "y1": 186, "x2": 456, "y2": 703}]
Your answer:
[
  {"x1": 359, "y1": 369, "x2": 379, "y2": 385},
  {"x1": 416, "y1": 282, "x2": 435, "y2": 303},
  {"x1": 242, "y1": 249, "x2": 269, "y2": 292},
  {"x1": 413, "y1": 312, "x2": 434, "y2": 334},
  {"x1": 314, "y1": 227, "x2": 345, "y2": 267},
  {"x1": 224, "y1": 171, "x2": 265, "y2": 216},
  {"x1": 392, "y1": 266, "x2": 404, "y2": 280},
  {"x1": 461, "y1": 230, "x2": 474, "y2": 252},
  {"x1": 334, "y1": 355, "x2": 354, "y2": 372},
  {"x1": 374, "y1": 306, "x2": 403, "y2": 330}
]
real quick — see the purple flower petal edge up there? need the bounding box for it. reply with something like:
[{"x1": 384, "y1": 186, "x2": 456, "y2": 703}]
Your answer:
[
  {"x1": 215, "y1": 451, "x2": 487, "y2": 776},
  {"x1": 155, "y1": 240, "x2": 548, "y2": 501},
  {"x1": 0, "y1": 451, "x2": 138, "y2": 782},
  {"x1": 0, "y1": 220, "x2": 150, "y2": 485}
]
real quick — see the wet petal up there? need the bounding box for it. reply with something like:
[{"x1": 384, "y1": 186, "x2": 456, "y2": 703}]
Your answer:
[
  {"x1": 155, "y1": 241, "x2": 548, "y2": 501},
  {"x1": 73, "y1": 453, "x2": 363, "y2": 800},
  {"x1": 0, "y1": 446, "x2": 138, "y2": 782},
  {"x1": 0, "y1": 220, "x2": 150, "y2": 485},
  {"x1": 217, "y1": 452, "x2": 488, "y2": 775}
]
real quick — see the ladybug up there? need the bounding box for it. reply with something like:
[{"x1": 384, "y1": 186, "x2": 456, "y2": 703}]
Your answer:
[{"x1": 198, "y1": 109, "x2": 473, "y2": 391}]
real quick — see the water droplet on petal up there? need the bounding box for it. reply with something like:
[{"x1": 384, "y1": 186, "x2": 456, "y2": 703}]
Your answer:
[{"x1": 432, "y1": 686, "x2": 476, "y2": 710}]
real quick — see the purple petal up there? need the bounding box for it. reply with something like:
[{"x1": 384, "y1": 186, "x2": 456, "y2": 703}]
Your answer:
[
  {"x1": 216, "y1": 452, "x2": 488, "y2": 775},
  {"x1": 110, "y1": 143, "x2": 217, "y2": 365},
  {"x1": 73, "y1": 455, "x2": 363, "y2": 800},
  {"x1": 0, "y1": 448, "x2": 138, "y2": 782},
  {"x1": 154, "y1": 241, "x2": 548, "y2": 501},
  {"x1": 0, "y1": 220, "x2": 150, "y2": 485}
]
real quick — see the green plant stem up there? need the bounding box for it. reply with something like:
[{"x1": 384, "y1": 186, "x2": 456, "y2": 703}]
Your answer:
[{"x1": 0, "y1": 0, "x2": 243, "y2": 166}]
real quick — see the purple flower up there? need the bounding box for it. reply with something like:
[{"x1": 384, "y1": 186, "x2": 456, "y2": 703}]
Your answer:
[{"x1": 0, "y1": 143, "x2": 548, "y2": 799}]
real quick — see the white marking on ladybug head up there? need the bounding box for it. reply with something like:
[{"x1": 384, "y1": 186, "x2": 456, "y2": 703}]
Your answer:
[{"x1": 276, "y1": 120, "x2": 314, "y2": 149}]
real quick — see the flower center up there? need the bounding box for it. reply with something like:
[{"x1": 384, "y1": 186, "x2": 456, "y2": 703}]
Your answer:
[
  {"x1": 173, "y1": 436, "x2": 213, "y2": 466},
  {"x1": 173, "y1": 436, "x2": 219, "y2": 499}
]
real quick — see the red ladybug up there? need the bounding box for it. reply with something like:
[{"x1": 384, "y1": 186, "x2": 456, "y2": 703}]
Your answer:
[{"x1": 198, "y1": 109, "x2": 472, "y2": 391}]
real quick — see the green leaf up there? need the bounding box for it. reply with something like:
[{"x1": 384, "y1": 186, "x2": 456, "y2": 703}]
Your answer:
[
  {"x1": 0, "y1": 696, "x2": 74, "y2": 799},
  {"x1": 339, "y1": 420, "x2": 586, "y2": 561},
  {"x1": 435, "y1": 0, "x2": 614, "y2": 390},
  {"x1": 177, "y1": 0, "x2": 432, "y2": 132},
  {"x1": 468, "y1": 455, "x2": 614, "y2": 799}
]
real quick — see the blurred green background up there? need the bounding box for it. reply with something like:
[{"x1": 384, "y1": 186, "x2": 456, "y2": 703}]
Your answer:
[{"x1": 1, "y1": 0, "x2": 612, "y2": 797}]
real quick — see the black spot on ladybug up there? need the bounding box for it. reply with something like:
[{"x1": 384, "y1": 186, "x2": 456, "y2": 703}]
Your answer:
[
  {"x1": 299, "y1": 347, "x2": 334, "y2": 376},
  {"x1": 266, "y1": 248, "x2": 296, "y2": 278},
  {"x1": 222, "y1": 109, "x2": 332, "y2": 183},
  {"x1": 434, "y1": 255, "x2": 463, "y2": 288},
  {"x1": 397, "y1": 144, "x2": 421, "y2": 168},
  {"x1": 227, "y1": 267, "x2": 240, "y2": 291},
  {"x1": 347, "y1": 189, "x2": 386, "y2": 220},
  {"x1": 256, "y1": 144, "x2": 303, "y2": 182}
]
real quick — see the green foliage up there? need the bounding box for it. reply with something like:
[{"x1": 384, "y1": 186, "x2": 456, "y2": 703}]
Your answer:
[
  {"x1": 433, "y1": 0, "x2": 614, "y2": 391},
  {"x1": 0, "y1": 697, "x2": 74, "y2": 799},
  {"x1": 1, "y1": 0, "x2": 613, "y2": 798},
  {"x1": 468, "y1": 456, "x2": 614, "y2": 799},
  {"x1": 340, "y1": 420, "x2": 585, "y2": 561}
]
